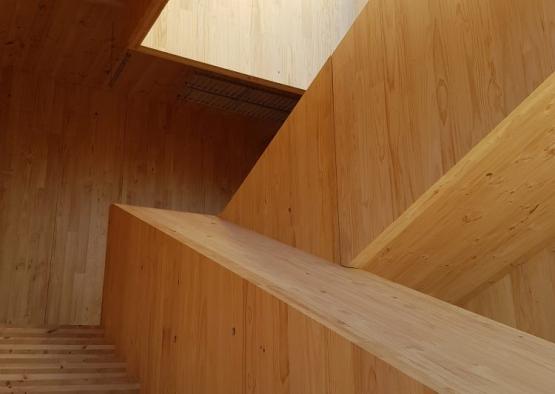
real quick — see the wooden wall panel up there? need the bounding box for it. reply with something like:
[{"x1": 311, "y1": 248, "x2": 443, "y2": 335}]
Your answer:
[
  {"x1": 0, "y1": 68, "x2": 278, "y2": 326},
  {"x1": 100, "y1": 207, "x2": 430, "y2": 393},
  {"x1": 464, "y1": 242, "x2": 555, "y2": 343},
  {"x1": 332, "y1": 0, "x2": 555, "y2": 264},
  {"x1": 45, "y1": 86, "x2": 126, "y2": 325},
  {"x1": 142, "y1": 0, "x2": 367, "y2": 90},
  {"x1": 222, "y1": 0, "x2": 555, "y2": 267},
  {"x1": 221, "y1": 61, "x2": 340, "y2": 262},
  {"x1": 0, "y1": 69, "x2": 64, "y2": 326},
  {"x1": 103, "y1": 205, "x2": 555, "y2": 393},
  {"x1": 219, "y1": 0, "x2": 555, "y2": 339},
  {"x1": 345, "y1": 70, "x2": 555, "y2": 304},
  {"x1": 329, "y1": 0, "x2": 555, "y2": 338}
]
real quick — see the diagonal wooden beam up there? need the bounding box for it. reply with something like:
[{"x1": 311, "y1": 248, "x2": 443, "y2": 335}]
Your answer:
[{"x1": 348, "y1": 71, "x2": 555, "y2": 304}]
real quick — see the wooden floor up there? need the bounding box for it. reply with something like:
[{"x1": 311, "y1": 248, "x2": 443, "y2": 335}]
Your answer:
[{"x1": 0, "y1": 326, "x2": 138, "y2": 393}]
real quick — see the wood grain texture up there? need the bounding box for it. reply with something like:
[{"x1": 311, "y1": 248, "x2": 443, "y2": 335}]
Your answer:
[
  {"x1": 0, "y1": 0, "x2": 304, "y2": 99},
  {"x1": 0, "y1": 326, "x2": 139, "y2": 393},
  {"x1": 0, "y1": 0, "x2": 301, "y2": 101},
  {"x1": 217, "y1": 0, "x2": 555, "y2": 337},
  {"x1": 333, "y1": 0, "x2": 555, "y2": 264},
  {"x1": 0, "y1": 68, "x2": 278, "y2": 327},
  {"x1": 103, "y1": 205, "x2": 555, "y2": 393},
  {"x1": 464, "y1": 242, "x2": 555, "y2": 343},
  {"x1": 142, "y1": 0, "x2": 367, "y2": 89},
  {"x1": 349, "y1": 70, "x2": 555, "y2": 303},
  {"x1": 108, "y1": 49, "x2": 197, "y2": 102},
  {"x1": 0, "y1": 0, "x2": 168, "y2": 88},
  {"x1": 103, "y1": 208, "x2": 426, "y2": 394},
  {"x1": 223, "y1": 0, "x2": 555, "y2": 270},
  {"x1": 221, "y1": 60, "x2": 340, "y2": 262}
]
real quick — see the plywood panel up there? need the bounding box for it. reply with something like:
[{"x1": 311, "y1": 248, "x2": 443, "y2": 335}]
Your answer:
[
  {"x1": 142, "y1": 0, "x2": 367, "y2": 89},
  {"x1": 0, "y1": 68, "x2": 279, "y2": 326},
  {"x1": 464, "y1": 242, "x2": 555, "y2": 343},
  {"x1": 332, "y1": 0, "x2": 555, "y2": 264},
  {"x1": 221, "y1": 61, "x2": 340, "y2": 262},
  {"x1": 103, "y1": 205, "x2": 555, "y2": 393}
]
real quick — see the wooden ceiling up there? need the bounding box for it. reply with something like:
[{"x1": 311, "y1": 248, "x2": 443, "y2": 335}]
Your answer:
[
  {"x1": 0, "y1": 0, "x2": 163, "y2": 84},
  {"x1": 0, "y1": 0, "x2": 300, "y2": 108}
]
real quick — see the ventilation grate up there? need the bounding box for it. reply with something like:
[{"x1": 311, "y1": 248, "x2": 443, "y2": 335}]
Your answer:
[{"x1": 180, "y1": 72, "x2": 300, "y2": 121}]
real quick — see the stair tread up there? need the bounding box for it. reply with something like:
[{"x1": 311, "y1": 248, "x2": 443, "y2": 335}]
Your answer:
[
  {"x1": 0, "y1": 372, "x2": 128, "y2": 381},
  {"x1": 0, "y1": 328, "x2": 104, "y2": 339},
  {"x1": 0, "y1": 337, "x2": 108, "y2": 345},
  {"x1": 0, "y1": 362, "x2": 125, "y2": 369},
  {"x1": 0, "y1": 327, "x2": 137, "y2": 393},
  {"x1": 0, "y1": 382, "x2": 139, "y2": 393},
  {"x1": 0, "y1": 345, "x2": 114, "y2": 350},
  {"x1": 0, "y1": 355, "x2": 119, "y2": 362}
]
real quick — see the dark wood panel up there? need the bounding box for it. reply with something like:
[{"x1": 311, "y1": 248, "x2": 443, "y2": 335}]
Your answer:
[
  {"x1": 0, "y1": 68, "x2": 279, "y2": 326},
  {"x1": 0, "y1": 0, "x2": 167, "y2": 87}
]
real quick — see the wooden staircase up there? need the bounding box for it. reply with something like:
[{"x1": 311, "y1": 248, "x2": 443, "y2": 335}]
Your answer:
[{"x1": 0, "y1": 326, "x2": 139, "y2": 393}]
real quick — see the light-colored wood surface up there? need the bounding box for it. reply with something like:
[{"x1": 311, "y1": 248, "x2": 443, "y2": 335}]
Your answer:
[
  {"x1": 223, "y1": 0, "x2": 555, "y2": 269},
  {"x1": 333, "y1": 0, "x2": 555, "y2": 265},
  {"x1": 0, "y1": 68, "x2": 278, "y2": 327},
  {"x1": 221, "y1": 60, "x2": 340, "y2": 262},
  {"x1": 464, "y1": 241, "x2": 555, "y2": 343},
  {"x1": 220, "y1": 0, "x2": 555, "y2": 336},
  {"x1": 348, "y1": 70, "x2": 555, "y2": 303},
  {"x1": 0, "y1": 326, "x2": 139, "y2": 393},
  {"x1": 135, "y1": 45, "x2": 306, "y2": 96},
  {"x1": 142, "y1": 0, "x2": 367, "y2": 90},
  {"x1": 103, "y1": 204, "x2": 555, "y2": 393}
]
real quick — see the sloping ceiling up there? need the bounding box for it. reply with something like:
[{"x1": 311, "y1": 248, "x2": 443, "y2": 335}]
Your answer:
[{"x1": 0, "y1": 0, "x2": 164, "y2": 84}]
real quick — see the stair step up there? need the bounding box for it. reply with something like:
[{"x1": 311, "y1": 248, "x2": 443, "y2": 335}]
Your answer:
[
  {"x1": 0, "y1": 345, "x2": 114, "y2": 351},
  {"x1": 0, "y1": 327, "x2": 138, "y2": 393},
  {"x1": 0, "y1": 355, "x2": 118, "y2": 362},
  {"x1": 0, "y1": 362, "x2": 126, "y2": 373},
  {"x1": 1, "y1": 376, "x2": 134, "y2": 386},
  {"x1": 0, "y1": 362, "x2": 125, "y2": 370},
  {"x1": 0, "y1": 351, "x2": 116, "y2": 359},
  {"x1": 0, "y1": 337, "x2": 108, "y2": 345},
  {"x1": 0, "y1": 372, "x2": 127, "y2": 381},
  {"x1": 0, "y1": 370, "x2": 127, "y2": 378},
  {"x1": 0, "y1": 382, "x2": 139, "y2": 393},
  {"x1": 0, "y1": 328, "x2": 104, "y2": 339}
]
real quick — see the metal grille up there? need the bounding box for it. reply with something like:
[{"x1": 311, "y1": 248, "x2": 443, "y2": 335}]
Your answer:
[{"x1": 180, "y1": 72, "x2": 300, "y2": 121}]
